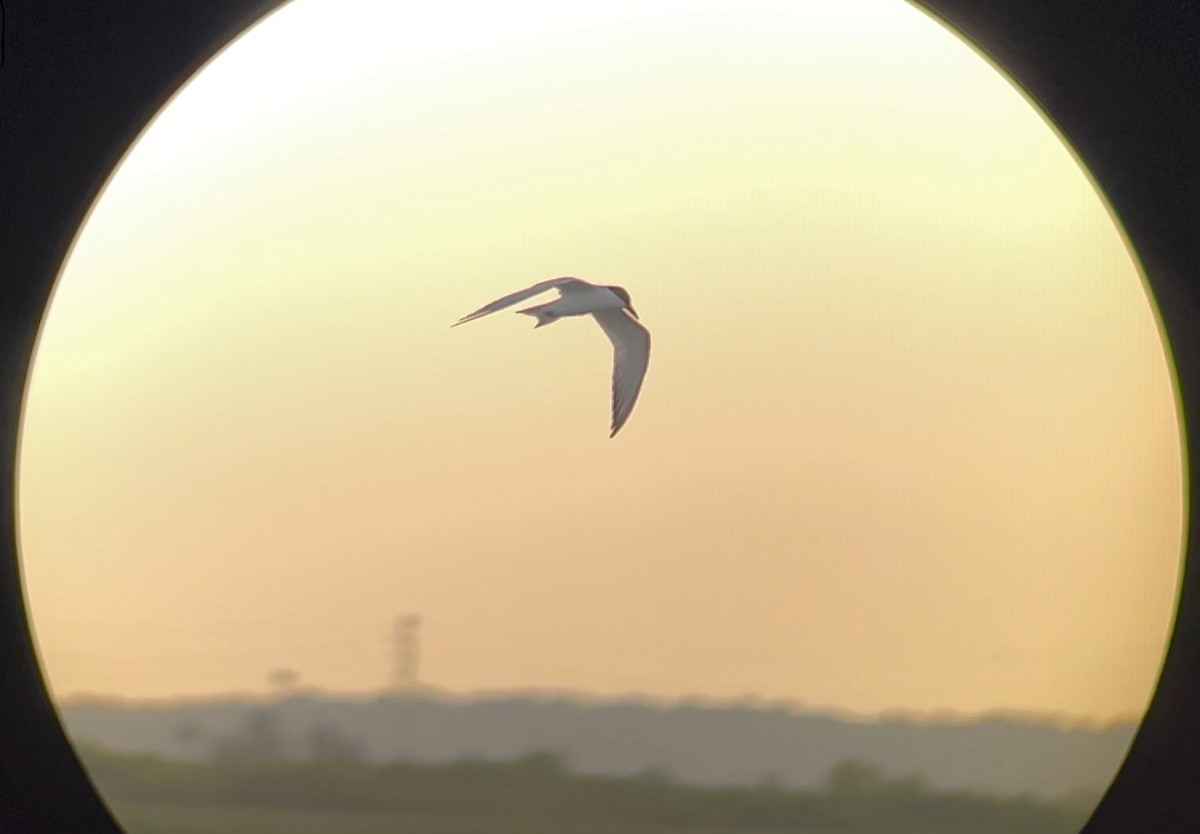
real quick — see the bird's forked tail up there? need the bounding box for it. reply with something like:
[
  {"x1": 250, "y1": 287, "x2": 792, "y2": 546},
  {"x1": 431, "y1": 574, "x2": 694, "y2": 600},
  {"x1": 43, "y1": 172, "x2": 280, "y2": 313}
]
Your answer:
[{"x1": 516, "y1": 302, "x2": 561, "y2": 329}]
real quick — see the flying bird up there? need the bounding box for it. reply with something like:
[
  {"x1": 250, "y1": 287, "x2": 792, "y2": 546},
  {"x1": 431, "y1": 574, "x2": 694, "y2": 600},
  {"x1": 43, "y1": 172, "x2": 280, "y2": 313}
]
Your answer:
[{"x1": 453, "y1": 276, "x2": 651, "y2": 437}]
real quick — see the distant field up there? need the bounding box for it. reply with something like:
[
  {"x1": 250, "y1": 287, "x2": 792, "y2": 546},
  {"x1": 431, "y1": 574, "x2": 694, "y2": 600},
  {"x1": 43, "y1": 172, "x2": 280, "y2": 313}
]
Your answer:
[
  {"x1": 107, "y1": 799, "x2": 847, "y2": 834},
  {"x1": 85, "y1": 742, "x2": 1087, "y2": 834}
]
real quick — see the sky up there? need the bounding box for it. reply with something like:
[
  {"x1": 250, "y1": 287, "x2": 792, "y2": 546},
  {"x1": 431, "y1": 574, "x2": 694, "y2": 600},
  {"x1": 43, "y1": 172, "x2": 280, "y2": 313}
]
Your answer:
[{"x1": 15, "y1": 0, "x2": 1185, "y2": 724}]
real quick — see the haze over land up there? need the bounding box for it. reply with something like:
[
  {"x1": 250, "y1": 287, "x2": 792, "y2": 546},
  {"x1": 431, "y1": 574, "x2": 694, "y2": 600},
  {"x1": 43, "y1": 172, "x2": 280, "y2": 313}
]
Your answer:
[{"x1": 62, "y1": 689, "x2": 1130, "y2": 801}]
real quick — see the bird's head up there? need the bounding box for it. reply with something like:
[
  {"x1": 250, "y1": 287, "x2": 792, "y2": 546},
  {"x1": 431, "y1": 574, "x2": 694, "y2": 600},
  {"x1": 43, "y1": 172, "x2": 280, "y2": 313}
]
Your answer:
[{"x1": 607, "y1": 285, "x2": 638, "y2": 319}]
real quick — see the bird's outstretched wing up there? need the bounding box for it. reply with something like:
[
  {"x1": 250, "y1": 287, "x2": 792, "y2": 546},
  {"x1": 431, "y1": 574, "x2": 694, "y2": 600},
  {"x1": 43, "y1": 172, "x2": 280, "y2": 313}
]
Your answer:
[
  {"x1": 592, "y1": 308, "x2": 651, "y2": 438},
  {"x1": 452, "y1": 277, "x2": 589, "y2": 327}
]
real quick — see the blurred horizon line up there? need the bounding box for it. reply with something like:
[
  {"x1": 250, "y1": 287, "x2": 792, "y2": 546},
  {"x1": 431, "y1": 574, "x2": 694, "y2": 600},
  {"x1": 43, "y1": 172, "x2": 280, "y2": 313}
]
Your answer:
[{"x1": 53, "y1": 683, "x2": 1142, "y2": 730}]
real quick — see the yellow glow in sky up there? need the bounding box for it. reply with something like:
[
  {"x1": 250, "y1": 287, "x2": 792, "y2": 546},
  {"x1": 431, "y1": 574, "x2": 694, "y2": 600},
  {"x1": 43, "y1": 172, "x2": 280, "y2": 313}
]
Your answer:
[{"x1": 16, "y1": 0, "x2": 1184, "y2": 723}]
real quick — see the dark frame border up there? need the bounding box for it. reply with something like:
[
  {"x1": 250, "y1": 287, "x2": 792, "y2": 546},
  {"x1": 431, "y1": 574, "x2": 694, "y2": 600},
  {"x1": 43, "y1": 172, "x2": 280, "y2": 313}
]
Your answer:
[{"x1": 0, "y1": 2, "x2": 1196, "y2": 831}]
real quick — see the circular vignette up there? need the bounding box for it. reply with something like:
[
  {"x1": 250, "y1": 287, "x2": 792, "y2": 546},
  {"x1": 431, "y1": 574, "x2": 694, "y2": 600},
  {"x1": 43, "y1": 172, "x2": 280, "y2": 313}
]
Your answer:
[
  {"x1": 914, "y1": 3, "x2": 1200, "y2": 832},
  {"x1": 0, "y1": 1, "x2": 1197, "y2": 833},
  {"x1": 0, "y1": 3, "x2": 292, "y2": 831}
]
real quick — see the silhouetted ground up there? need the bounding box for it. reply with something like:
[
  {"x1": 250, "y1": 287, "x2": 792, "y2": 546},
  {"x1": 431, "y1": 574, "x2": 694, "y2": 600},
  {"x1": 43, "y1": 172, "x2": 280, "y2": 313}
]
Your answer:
[
  {"x1": 80, "y1": 742, "x2": 1092, "y2": 834},
  {"x1": 61, "y1": 692, "x2": 1133, "y2": 798}
]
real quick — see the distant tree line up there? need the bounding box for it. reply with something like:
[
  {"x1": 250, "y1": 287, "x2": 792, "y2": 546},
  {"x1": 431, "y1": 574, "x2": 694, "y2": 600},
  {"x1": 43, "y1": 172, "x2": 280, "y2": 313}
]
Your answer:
[
  {"x1": 73, "y1": 707, "x2": 1095, "y2": 834},
  {"x1": 170, "y1": 705, "x2": 368, "y2": 765}
]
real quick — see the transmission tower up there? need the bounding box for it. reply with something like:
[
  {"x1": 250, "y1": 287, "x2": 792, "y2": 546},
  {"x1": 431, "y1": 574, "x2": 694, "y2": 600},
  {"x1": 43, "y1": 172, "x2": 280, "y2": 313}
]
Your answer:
[{"x1": 392, "y1": 614, "x2": 422, "y2": 691}]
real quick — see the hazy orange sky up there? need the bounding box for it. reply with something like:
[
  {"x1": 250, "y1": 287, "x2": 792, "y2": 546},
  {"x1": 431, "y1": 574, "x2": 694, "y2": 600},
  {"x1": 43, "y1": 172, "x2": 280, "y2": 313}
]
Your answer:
[{"x1": 16, "y1": 0, "x2": 1184, "y2": 723}]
